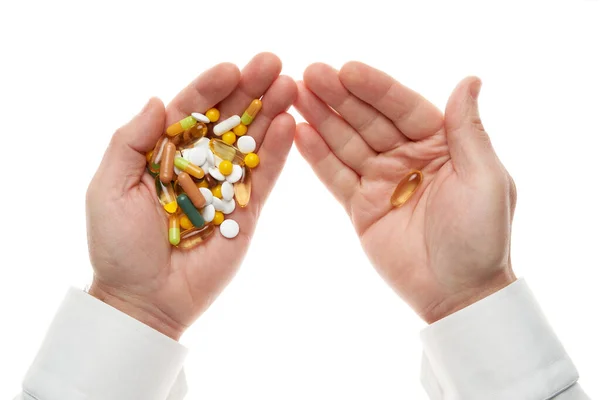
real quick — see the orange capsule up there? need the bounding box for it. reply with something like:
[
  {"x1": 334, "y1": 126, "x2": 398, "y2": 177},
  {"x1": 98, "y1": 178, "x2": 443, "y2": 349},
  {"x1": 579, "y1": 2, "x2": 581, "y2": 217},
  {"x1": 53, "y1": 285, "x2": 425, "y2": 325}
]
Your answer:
[
  {"x1": 159, "y1": 141, "x2": 176, "y2": 184},
  {"x1": 241, "y1": 99, "x2": 262, "y2": 125},
  {"x1": 166, "y1": 116, "x2": 197, "y2": 137},
  {"x1": 390, "y1": 170, "x2": 423, "y2": 207},
  {"x1": 177, "y1": 172, "x2": 206, "y2": 209},
  {"x1": 174, "y1": 157, "x2": 205, "y2": 180}
]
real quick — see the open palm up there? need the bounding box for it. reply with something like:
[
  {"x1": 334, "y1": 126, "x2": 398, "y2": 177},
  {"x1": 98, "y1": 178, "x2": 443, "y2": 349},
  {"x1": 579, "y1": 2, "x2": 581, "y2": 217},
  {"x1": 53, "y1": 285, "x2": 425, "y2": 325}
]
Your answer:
[
  {"x1": 295, "y1": 62, "x2": 516, "y2": 323},
  {"x1": 86, "y1": 53, "x2": 297, "y2": 339}
]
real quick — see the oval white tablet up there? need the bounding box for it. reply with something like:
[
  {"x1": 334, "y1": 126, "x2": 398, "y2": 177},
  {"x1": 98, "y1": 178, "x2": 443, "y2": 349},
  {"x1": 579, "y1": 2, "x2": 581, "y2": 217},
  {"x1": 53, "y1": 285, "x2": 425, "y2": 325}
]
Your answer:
[
  {"x1": 213, "y1": 115, "x2": 241, "y2": 136},
  {"x1": 221, "y1": 181, "x2": 234, "y2": 201},
  {"x1": 209, "y1": 167, "x2": 225, "y2": 181},
  {"x1": 225, "y1": 165, "x2": 243, "y2": 183},
  {"x1": 220, "y1": 219, "x2": 239, "y2": 239},
  {"x1": 199, "y1": 187, "x2": 213, "y2": 205},
  {"x1": 205, "y1": 147, "x2": 215, "y2": 166},
  {"x1": 201, "y1": 204, "x2": 215, "y2": 223},
  {"x1": 191, "y1": 112, "x2": 210, "y2": 124},
  {"x1": 212, "y1": 197, "x2": 225, "y2": 212},
  {"x1": 237, "y1": 136, "x2": 256, "y2": 154}
]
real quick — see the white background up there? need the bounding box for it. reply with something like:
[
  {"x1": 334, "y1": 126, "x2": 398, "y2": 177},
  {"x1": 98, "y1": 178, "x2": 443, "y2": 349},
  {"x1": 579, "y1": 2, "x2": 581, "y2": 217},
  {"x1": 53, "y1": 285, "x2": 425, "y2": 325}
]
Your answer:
[{"x1": 1, "y1": 0, "x2": 599, "y2": 398}]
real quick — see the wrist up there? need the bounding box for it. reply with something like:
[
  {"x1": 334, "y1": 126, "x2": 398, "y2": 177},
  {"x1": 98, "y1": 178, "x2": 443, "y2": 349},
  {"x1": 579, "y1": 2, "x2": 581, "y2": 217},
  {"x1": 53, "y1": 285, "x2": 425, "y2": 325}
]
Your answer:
[
  {"x1": 422, "y1": 269, "x2": 517, "y2": 324},
  {"x1": 88, "y1": 281, "x2": 186, "y2": 340}
]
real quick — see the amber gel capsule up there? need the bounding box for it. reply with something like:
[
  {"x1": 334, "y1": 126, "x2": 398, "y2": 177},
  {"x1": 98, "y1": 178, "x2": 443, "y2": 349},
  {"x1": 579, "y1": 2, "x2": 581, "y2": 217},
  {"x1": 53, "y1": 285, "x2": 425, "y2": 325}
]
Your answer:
[
  {"x1": 390, "y1": 170, "x2": 423, "y2": 207},
  {"x1": 168, "y1": 214, "x2": 181, "y2": 246},
  {"x1": 177, "y1": 172, "x2": 206, "y2": 209},
  {"x1": 159, "y1": 141, "x2": 176, "y2": 184},
  {"x1": 178, "y1": 224, "x2": 215, "y2": 249},
  {"x1": 233, "y1": 167, "x2": 251, "y2": 207},
  {"x1": 155, "y1": 176, "x2": 178, "y2": 214},
  {"x1": 241, "y1": 99, "x2": 262, "y2": 125}
]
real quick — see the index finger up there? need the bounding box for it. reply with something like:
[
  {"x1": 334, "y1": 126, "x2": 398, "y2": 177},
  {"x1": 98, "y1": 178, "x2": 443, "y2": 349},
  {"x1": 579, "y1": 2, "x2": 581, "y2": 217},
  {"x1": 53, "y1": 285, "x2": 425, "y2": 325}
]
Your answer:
[{"x1": 166, "y1": 62, "x2": 241, "y2": 124}]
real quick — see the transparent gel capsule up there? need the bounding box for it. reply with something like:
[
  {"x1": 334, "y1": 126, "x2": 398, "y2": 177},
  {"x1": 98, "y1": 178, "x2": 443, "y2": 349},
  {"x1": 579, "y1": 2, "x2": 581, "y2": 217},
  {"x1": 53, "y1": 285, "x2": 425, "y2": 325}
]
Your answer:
[
  {"x1": 155, "y1": 176, "x2": 178, "y2": 214},
  {"x1": 178, "y1": 122, "x2": 208, "y2": 149},
  {"x1": 233, "y1": 167, "x2": 251, "y2": 207},
  {"x1": 209, "y1": 139, "x2": 245, "y2": 165},
  {"x1": 390, "y1": 170, "x2": 423, "y2": 208},
  {"x1": 178, "y1": 224, "x2": 216, "y2": 250}
]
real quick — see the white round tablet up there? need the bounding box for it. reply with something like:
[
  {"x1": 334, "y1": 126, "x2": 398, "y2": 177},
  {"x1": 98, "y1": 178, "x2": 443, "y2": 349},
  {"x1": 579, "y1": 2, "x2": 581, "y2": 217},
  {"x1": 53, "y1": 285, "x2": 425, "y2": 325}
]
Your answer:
[
  {"x1": 220, "y1": 219, "x2": 239, "y2": 239},
  {"x1": 237, "y1": 136, "x2": 256, "y2": 154},
  {"x1": 221, "y1": 181, "x2": 234, "y2": 201},
  {"x1": 194, "y1": 137, "x2": 210, "y2": 149},
  {"x1": 221, "y1": 198, "x2": 236, "y2": 215},
  {"x1": 191, "y1": 112, "x2": 211, "y2": 124},
  {"x1": 201, "y1": 204, "x2": 215, "y2": 223},
  {"x1": 187, "y1": 147, "x2": 206, "y2": 166},
  {"x1": 199, "y1": 187, "x2": 213, "y2": 205},
  {"x1": 226, "y1": 165, "x2": 243, "y2": 183}
]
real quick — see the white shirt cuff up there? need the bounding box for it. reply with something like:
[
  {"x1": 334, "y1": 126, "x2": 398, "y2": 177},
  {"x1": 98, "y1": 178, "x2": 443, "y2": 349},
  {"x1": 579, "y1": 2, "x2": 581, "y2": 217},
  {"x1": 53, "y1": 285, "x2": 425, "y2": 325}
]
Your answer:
[
  {"x1": 420, "y1": 279, "x2": 579, "y2": 400},
  {"x1": 22, "y1": 288, "x2": 188, "y2": 400}
]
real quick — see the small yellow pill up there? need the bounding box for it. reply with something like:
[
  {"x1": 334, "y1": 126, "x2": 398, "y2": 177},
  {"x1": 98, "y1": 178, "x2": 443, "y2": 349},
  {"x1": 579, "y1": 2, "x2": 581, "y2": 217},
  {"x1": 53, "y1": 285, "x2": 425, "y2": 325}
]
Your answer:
[
  {"x1": 213, "y1": 211, "x2": 225, "y2": 226},
  {"x1": 222, "y1": 131, "x2": 236, "y2": 145},
  {"x1": 179, "y1": 214, "x2": 194, "y2": 230},
  {"x1": 211, "y1": 184, "x2": 222, "y2": 198},
  {"x1": 146, "y1": 150, "x2": 153, "y2": 163},
  {"x1": 205, "y1": 108, "x2": 220, "y2": 123},
  {"x1": 196, "y1": 180, "x2": 209, "y2": 189},
  {"x1": 233, "y1": 124, "x2": 248, "y2": 136},
  {"x1": 219, "y1": 160, "x2": 233, "y2": 176},
  {"x1": 244, "y1": 153, "x2": 260, "y2": 169}
]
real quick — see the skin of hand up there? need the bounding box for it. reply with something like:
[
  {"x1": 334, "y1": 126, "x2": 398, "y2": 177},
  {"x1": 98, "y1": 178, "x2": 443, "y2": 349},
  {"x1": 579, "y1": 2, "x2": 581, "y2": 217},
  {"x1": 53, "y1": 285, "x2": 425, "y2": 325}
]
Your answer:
[
  {"x1": 294, "y1": 62, "x2": 517, "y2": 324},
  {"x1": 86, "y1": 53, "x2": 297, "y2": 340}
]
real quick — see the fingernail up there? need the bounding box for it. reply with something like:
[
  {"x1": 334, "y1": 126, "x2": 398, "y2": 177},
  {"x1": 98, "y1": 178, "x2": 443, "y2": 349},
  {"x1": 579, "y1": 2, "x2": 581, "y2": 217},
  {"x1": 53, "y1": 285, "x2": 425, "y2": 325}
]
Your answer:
[
  {"x1": 470, "y1": 79, "x2": 482, "y2": 100},
  {"x1": 140, "y1": 98, "x2": 153, "y2": 114}
]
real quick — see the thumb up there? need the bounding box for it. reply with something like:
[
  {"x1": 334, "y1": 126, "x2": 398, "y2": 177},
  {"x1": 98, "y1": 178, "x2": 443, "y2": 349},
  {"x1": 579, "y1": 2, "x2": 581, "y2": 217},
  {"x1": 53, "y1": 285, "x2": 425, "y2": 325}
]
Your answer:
[
  {"x1": 444, "y1": 77, "x2": 499, "y2": 175},
  {"x1": 94, "y1": 97, "x2": 166, "y2": 193}
]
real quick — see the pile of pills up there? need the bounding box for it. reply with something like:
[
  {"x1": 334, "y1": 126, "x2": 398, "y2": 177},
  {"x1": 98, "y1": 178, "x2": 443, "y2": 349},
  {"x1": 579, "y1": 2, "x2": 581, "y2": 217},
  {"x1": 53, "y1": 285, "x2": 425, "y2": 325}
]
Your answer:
[{"x1": 146, "y1": 99, "x2": 262, "y2": 249}]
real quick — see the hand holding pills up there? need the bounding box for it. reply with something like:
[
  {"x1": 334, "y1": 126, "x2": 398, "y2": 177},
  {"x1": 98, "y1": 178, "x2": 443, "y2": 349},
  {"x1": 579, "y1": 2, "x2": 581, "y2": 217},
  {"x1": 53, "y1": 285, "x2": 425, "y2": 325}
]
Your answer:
[
  {"x1": 86, "y1": 53, "x2": 297, "y2": 339},
  {"x1": 294, "y1": 62, "x2": 517, "y2": 324}
]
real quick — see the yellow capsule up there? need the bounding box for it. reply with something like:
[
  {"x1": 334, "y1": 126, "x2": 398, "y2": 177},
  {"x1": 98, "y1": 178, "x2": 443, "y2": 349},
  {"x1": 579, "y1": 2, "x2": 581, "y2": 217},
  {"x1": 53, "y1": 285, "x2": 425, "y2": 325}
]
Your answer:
[
  {"x1": 196, "y1": 180, "x2": 209, "y2": 189},
  {"x1": 390, "y1": 170, "x2": 423, "y2": 208},
  {"x1": 244, "y1": 153, "x2": 260, "y2": 169},
  {"x1": 234, "y1": 167, "x2": 251, "y2": 208},
  {"x1": 222, "y1": 131, "x2": 236, "y2": 145},
  {"x1": 205, "y1": 108, "x2": 220, "y2": 123},
  {"x1": 211, "y1": 184, "x2": 222, "y2": 198},
  {"x1": 146, "y1": 150, "x2": 153, "y2": 163},
  {"x1": 213, "y1": 211, "x2": 225, "y2": 226},
  {"x1": 178, "y1": 224, "x2": 216, "y2": 250},
  {"x1": 233, "y1": 124, "x2": 248, "y2": 136},
  {"x1": 179, "y1": 214, "x2": 194, "y2": 230},
  {"x1": 241, "y1": 99, "x2": 262, "y2": 125},
  {"x1": 219, "y1": 160, "x2": 233, "y2": 176},
  {"x1": 155, "y1": 176, "x2": 178, "y2": 214},
  {"x1": 209, "y1": 139, "x2": 245, "y2": 165},
  {"x1": 166, "y1": 116, "x2": 197, "y2": 137}
]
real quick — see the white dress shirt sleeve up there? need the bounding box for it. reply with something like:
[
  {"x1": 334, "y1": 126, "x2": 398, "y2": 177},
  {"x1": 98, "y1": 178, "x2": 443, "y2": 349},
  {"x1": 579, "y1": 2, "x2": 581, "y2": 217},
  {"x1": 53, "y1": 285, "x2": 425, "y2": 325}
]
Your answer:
[
  {"x1": 420, "y1": 279, "x2": 590, "y2": 400},
  {"x1": 16, "y1": 288, "x2": 188, "y2": 400}
]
